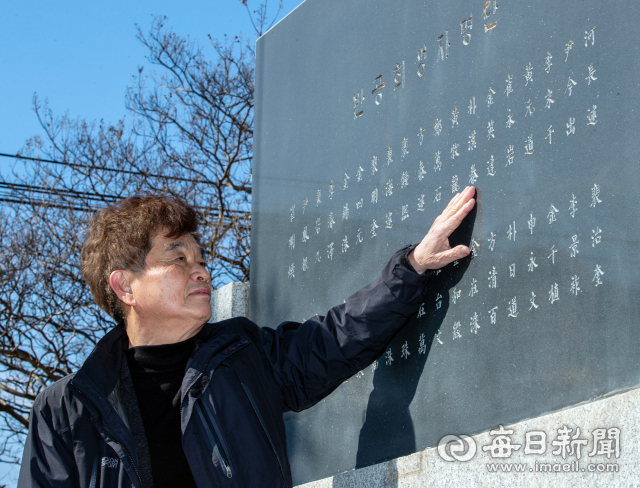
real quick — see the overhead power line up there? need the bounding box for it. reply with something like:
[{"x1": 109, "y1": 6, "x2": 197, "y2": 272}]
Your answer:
[{"x1": 0, "y1": 152, "x2": 211, "y2": 185}]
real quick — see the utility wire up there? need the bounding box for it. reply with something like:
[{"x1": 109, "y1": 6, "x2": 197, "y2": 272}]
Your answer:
[{"x1": 0, "y1": 152, "x2": 211, "y2": 185}]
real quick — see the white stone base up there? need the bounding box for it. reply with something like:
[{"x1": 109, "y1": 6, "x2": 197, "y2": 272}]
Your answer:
[{"x1": 296, "y1": 386, "x2": 639, "y2": 488}]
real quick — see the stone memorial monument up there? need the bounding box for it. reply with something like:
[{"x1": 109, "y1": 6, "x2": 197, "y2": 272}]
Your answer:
[{"x1": 250, "y1": 0, "x2": 637, "y2": 484}]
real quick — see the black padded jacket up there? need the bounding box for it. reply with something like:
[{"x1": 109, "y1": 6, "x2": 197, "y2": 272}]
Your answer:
[{"x1": 17, "y1": 246, "x2": 431, "y2": 488}]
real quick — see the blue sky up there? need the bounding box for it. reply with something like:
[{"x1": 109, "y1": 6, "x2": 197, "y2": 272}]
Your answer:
[
  {"x1": 0, "y1": 0, "x2": 302, "y2": 158},
  {"x1": 0, "y1": 1, "x2": 302, "y2": 482}
]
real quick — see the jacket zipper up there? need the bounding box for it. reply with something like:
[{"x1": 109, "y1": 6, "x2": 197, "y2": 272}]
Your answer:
[
  {"x1": 195, "y1": 399, "x2": 233, "y2": 478},
  {"x1": 71, "y1": 381, "x2": 143, "y2": 488},
  {"x1": 241, "y1": 383, "x2": 286, "y2": 481}
]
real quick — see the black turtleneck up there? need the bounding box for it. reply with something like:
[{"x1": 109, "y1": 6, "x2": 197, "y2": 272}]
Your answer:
[{"x1": 125, "y1": 339, "x2": 198, "y2": 488}]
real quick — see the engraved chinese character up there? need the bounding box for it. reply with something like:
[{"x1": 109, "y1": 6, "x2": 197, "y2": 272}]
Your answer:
[
  {"x1": 371, "y1": 155, "x2": 378, "y2": 174},
  {"x1": 371, "y1": 360, "x2": 378, "y2": 372},
  {"x1": 329, "y1": 181, "x2": 335, "y2": 199},
  {"x1": 302, "y1": 226, "x2": 310, "y2": 243},
  {"x1": 401, "y1": 171, "x2": 409, "y2": 188},
  {"x1": 418, "y1": 161, "x2": 427, "y2": 181},
  {"x1": 434, "y1": 150, "x2": 442, "y2": 171},
  {"x1": 470, "y1": 239, "x2": 480, "y2": 258},
  {"x1": 482, "y1": 425, "x2": 522, "y2": 458},
  {"x1": 470, "y1": 312, "x2": 480, "y2": 334},
  {"x1": 525, "y1": 100, "x2": 535, "y2": 118},
  {"x1": 386, "y1": 146, "x2": 393, "y2": 166},
  {"x1": 385, "y1": 212, "x2": 393, "y2": 228},
  {"x1": 527, "y1": 253, "x2": 538, "y2": 272},
  {"x1": 468, "y1": 96, "x2": 477, "y2": 114},
  {"x1": 469, "y1": 278, "x2": 478, "y2": 297},
  {"x1": 461, "y1": 14, "x2": 473, "y2": 45},
  {"x1": 452, "y1": 287, "x2": 462, "y2": 304},
  {"x1": 434, "y1": 186, "x2": 442, "y2": 203},
  {"x1": 586, "y1": 64, "x2": 597, "y2": 85},
  {"x1": 524, "y1": 62, "x2": 534, "y2": 86},
  {"x1": 419, "y1": 333, "x2": 428, "y2": 353},
  {"x1": 289, "y1": 234, "x2": 295, "y2": 250},
  {"x1": 468, "y1": 130, "x2": 477, "y2": 151},
  {"x1": 341, "y1": 236, "x2": 349, "y2": 253},
  {"x1": 385, "y1": 348, "x2": 393, "y2": 366},
  {"x1": 565, "y1": 40, "x2": 574, "y2": 62},
  {"x1": 505, "y1": 109, "x2": 515, "y2": 129},
  {"x1": 401, "y1": 138, "x2": 409, "y2": 158},
  {"x1": 591, "y1": 227, "x2": 602, "y2": 247},
  {"x1": 487, "y1": 155, "x2": 496, "y2": 176},
  {"x1": 343, "y1": 173, "x2": 349, "y2": 190},
  {"x1": 584, "y1": 26, "x2": 595, "y2": 47},
  {"x1": 488, "y1": 231, "x2": 496, "y2": 251},
  {"x1": 524, "y1": 135, "x2": 534, "y2": 155},
  {"x1": 435, "y1": 330, "x2": 445, "y2": 346},
  {"x1": 487, "y1": 87, "x2": 496, "y2": 107},
  {"x1": 316, "y1": 189, "x2": 321, "y2": 207},
  {"x1": 528, "y1": 214, "x2": 536, "y2": 234},
  {"x1": 357, "y1": 228, "x2": 363, "y2": 243},
  {"x1": 546, "y1": 125, "x2": 554, "y2": 144},
  {"x1": 417, "y1": 127, "x2": 425, "y2": 145},
  {"x1": 371, "y1": 219, "x2": 379, "y2": 237},
  {"x1": 508, "y1": 297, "x2": 518, "y2": 317},
  {"x1": 506, "y1": 145, "x2": 515, "y2": 166},
  {"x1": 302, "y1": 257, "x2": 308, "y2": 272},
  {"x1": 488, "y1": 266, "x2": 497, "y2": 288},
  {"x1": 569, "y1": 234, "x2": 579, "y2": 257},
  {"x1": 548, "y1": 205, "x2": 559, "y2": 224},
  {"x1": 587, "y1": 105, "x2": 598, "y2": 125},
  {"x1": 402, "y1": 205, "x2": 409, "y2": 221},
  {"x1": 353, "y1": 88, "x2": 365, "y2": 119},
  {"x1": 505, "y1": 75, "x2": 513, "y2": 96},
  {"x1": 327, "y1": 242, "x2": 334, "y2": 261},
  {"x1": 453, "y1": 321, "x2": 462, "y2": 339},
  {"x1": 437, "y1": 30, "x2": 450, "y2": 61},
  {"x1": 483, "y1": 0, "x2": 498, "y2": 32},
  {"x1": 372, "y1": 75, "x2": 385, "y2": 105},
  {"x1": 356, "y1": 165, "x2": 364, "y2": 182},
  {"x1": 417, "y1": 194, "x2": 425, "y2": 212},
  {"x1": 544, "y1": 52, "x2": 553, "y2": 73},
  {"x1": 290, "y1": 204, "x2": 295, "y2": 222},
  {"x1": 549, "y1": 283, "x2": 559, "y2": 304},
  {"x1": 434, "y1": 118, "x2": 443, "y2": 136},
  {"x1": 544, "y1": 89, "x2": 554, "y2": 109},
  {"x1": 509, "y1": 263, "x2": 516, "y2": 278},
  {"x1": 507, "y1": 221, "x2": 516, "y2": 241},
  {"x1": 416, "y1": 45, "x2": 427, "y2": 77},
  {"x1": 451, "y1": 107, "x2": 459, "y2": 127},
  {"x1": 566, "y1": 77, "x2": 577, "y2": 96},
  {"x1": 529, "y1": 292, "x2": 538, "y2": 311},
  {"x1": 451, "y1": 175, "x2": 460, "y2": 193},
  {"x1": 569, "y1": 194, "x2": 578, "y2": 218},
  {"x1": 356, "y1": 198, "x2": 363, "y2": 210},
  {"x1": 371, "y1": 188, "x2": 378, "y2": 204},
  {"x1": 417, "y1": 302, "x2": 426, "y2": 318},
  {"x1": 315, "y1": 251, "x2": 321, "y2": 263},
  {"x1": 570, "y1": 275, "x2": 580, "y2": 295},
  {"x1": 593, "y1": 264, "x2": 604, "y2": 286},
  {"x1": 384, "y1": 179, "x2": 393, "y2": 197},
  {"x1": 591, "y1": 184, "x2": 602, "y2": 207},
  {"x1": 288, "y1": 263, "x2": 295, "y2": 279},
  {"x1": 315, "y1": 218, "x2": 321, "y2": 235},
  {"x1": 451, "y1": 143, "x2": 460, "y2": 160},
  {"x1": 548, "y1": 245, "x2": 557, "y2": 264},
  {"x1": 567, "y1": 117, "x2": 576, "y2": 136},
  {"x1": 469, "y1": 164, "x2": 479, "y2": 185},
  {"x1": 435, "y1": 293, "x2": 442, "y2": 310},
  {"x1": 486, "y1": 120, "x2": 494, "y2": 140},
  {"x1": 489, "y1": 306, "x2": 498, "y2": 324},
  {"x1": 342, "y1": 204, "x2": 349, "y2": 221},
  {"x1": 302, "y1": 198, "x2": 308, "y2": 215},
  {"x1": 327, "y1": 212, "x2": 335, "y2": 229}
]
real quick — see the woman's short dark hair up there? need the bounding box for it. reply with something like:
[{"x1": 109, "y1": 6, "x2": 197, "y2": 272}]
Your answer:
[{"x1": 81, "y1": 194, "x2": 199, "y2": 321}]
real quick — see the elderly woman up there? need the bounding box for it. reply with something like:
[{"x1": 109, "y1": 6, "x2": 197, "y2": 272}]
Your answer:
[{"x1": 19, "y1": 188, "x2": 475, "y2": 488}]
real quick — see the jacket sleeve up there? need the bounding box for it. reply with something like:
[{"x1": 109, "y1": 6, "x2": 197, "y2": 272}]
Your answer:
[
  {"x1": 18, "y1": 393, "x2": 78, "y2": 488},
  {"x1": 258, "y1": 245, "x2": 431, "y2": 412}
]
